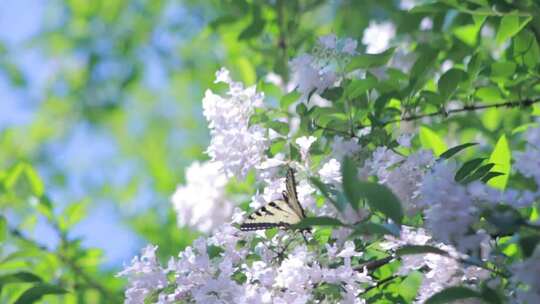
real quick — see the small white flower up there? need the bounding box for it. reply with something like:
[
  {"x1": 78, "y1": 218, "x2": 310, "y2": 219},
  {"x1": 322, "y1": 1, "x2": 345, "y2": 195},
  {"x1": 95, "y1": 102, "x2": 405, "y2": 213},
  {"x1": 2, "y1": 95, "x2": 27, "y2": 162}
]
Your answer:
[
  {"x1": 420, "y1": 17, "x2": 433, "y2": 31},
  {"x1": 117, "y1": 245, "x2": 168, "y2": 304},
  {"x1": 171, "y1": 161, "x2": 233, "y2": 232},
  {"x1": 441, "y1": 60, "x2": 453, "y2": 73},
  {"x1": 362, "y1": 21, "x2": 396, "y2": 54},
  {"x1": 296, "y1": 136, "x2": 317, "y2": 161},
  {"x1": 397, "y1": 133, "x2": 413, "y2": 147},
  {"x1": 215, "y1": 67, "x2": 232, "y2": 84},
  {"x1": 337, "y1": 241, "x2": 362, "y2": 258},
  {"x1": 203, "y1": 68, "x2": 269, "y2": 179},
  {"x1": 331, "y1": 136, "x2": 361, "y2": 160},
  {"x1": 319, "y1": 158, "x2": 342, "y2": 185}
]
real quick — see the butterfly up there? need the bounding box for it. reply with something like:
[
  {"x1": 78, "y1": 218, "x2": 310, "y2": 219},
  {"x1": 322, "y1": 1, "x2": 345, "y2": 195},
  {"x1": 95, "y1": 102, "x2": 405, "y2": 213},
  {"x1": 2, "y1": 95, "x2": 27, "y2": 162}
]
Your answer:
[{"x1": 240, "y1": 167, "x2": 307, "y2": 231}]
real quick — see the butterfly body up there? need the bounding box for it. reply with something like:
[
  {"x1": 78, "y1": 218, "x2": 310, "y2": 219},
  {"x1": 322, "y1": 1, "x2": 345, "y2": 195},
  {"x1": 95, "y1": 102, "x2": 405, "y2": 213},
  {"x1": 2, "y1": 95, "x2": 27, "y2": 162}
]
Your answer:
[{"x1": 240, "y1": 168, "x2": 306, "y2": 231}]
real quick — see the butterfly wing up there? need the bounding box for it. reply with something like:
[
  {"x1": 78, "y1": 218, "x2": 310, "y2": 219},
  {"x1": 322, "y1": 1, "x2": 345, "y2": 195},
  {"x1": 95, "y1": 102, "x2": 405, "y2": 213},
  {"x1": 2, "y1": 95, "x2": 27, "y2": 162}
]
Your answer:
[
  {"x1": 284, "y1": 167, "x2": 307, "y2": 219},
  {"x1": 239, "y1": 199, "x2": 303, "y2": 231}
]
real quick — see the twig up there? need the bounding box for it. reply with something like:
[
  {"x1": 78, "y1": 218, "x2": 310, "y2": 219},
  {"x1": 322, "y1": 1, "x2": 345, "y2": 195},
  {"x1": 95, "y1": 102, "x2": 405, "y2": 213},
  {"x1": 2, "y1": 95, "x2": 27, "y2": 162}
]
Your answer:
[
  {"x1": 361, "y1": 275, "x2": 399, "y2": 294},
  {"x1": 383, "y1": 98, "x2": 540, "y2": 126},
  {"x1": 314, "y1": 98, "x2": 540, "y2": 138},
  {"x1": 355, "y1": 255, "x2": 395, "y2": 272}
]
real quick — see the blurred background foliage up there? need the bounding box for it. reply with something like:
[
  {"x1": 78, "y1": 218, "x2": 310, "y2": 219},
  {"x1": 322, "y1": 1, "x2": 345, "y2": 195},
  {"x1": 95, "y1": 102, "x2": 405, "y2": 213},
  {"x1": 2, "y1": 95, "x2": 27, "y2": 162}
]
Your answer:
[{"x1": 0, "y1": 0, "x2": 539, "y2": 302}]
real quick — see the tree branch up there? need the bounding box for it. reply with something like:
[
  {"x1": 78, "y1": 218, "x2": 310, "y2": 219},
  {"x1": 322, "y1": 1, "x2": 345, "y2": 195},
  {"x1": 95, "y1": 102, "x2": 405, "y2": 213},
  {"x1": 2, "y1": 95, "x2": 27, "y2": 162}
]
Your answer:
[
  {"x1": 384, "y1": 98, "x2": 540, "y2": 127},
  {"x1": 314, "y1": 98, "x2": 540, "y2": 138}
]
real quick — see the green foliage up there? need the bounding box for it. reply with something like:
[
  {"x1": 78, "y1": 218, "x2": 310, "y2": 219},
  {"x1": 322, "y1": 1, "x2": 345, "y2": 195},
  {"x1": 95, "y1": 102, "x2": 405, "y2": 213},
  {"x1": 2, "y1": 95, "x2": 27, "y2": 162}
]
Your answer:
[
  {"x1": 355, "y1": 181, "x2": 404, "y2": 225},
  {"x1": 294, "y1": 217, "x2": 345, "y2": 229},
  {"x1": 419, "y1": 127, "x2": 447, "y2": 156},
  {"x1": 425, "y1": 287, "x2": 482, "y2": 304},
  {"x1": 13, "y1": 284, "x2": 67, "y2": 304},
  {"x1": 346, "y1": 48, "x2": 396, "y2": 71},
  {"x1": 487, "y1": 135, "x2": 511, "y2": 190},
  {"x1": 396, "y1": 245, "x2": 448, "y2": 257},
  {"x1": 341, "y1": 156, "x2": 362, "y2": 211},
  {"x1": 1, "y1": 0, "x2": 539, "y2": 302},
  {"x1": 439, "y1": 143, "x2": 478, "y2": 160}
]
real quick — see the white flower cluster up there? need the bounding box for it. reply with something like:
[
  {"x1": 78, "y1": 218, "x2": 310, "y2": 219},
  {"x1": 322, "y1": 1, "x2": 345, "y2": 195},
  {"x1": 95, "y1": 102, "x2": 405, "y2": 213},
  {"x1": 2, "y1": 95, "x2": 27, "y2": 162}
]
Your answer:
[
  {"x1": 363, "y1": 147, "x2": 435, "y2": 215},
  {"x1": 381, "y1": 227, "x2": 489, "y2": 303},
  {"x1": 290, "y1": 35, "x2": 357, "y2": 100},
  {"x1": 515, "y1": 126, "x2": 540, "y2": 188},
  {"x1": 117, "y1": 245, "x2": 168, "y2": 304},
  {"x1": 171, "y1": 161, "x2": 233, "y2": 232},
  {"x1": 511, "y1": 246, "x2": 540, "y2": 304},
  {"x1": 203, "y1": 68, "x2": 268, "y2": 179},
  {"x1": 120, "y1": 226, "x2": 372, "y2": 304},
  {"x1": 419, "y1": 161, "x2": 487, "y2": 253}
]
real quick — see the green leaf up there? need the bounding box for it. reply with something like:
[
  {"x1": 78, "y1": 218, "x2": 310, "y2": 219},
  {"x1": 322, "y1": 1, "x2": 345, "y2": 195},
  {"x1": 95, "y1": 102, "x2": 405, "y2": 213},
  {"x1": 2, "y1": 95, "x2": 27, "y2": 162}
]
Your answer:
[
  {"x1": 399, "y1": 271, "x2": 423, "y2": 302},
  {"x1": 496, "y1": 15, "x2": 532, "y2": 45},
  {"x1": 490, "y1": 62, "x2": 516, "y2": 80},
  {"x1": 293, "y1": 217, "x2": 345, "y2": 229},
  {"x1": 409, "y1": 47, "x2": 439, "y2": 89},
  {"x1": 519, "y1": 235, "x2": 540, "y2": 258},
  {"x1": 342, "y1": 157, "x2": 361, "y2": 211},
  {"x1": 351, "y1": 222, "x2": 400, "y2": 237},
  {"x1": 425, "y1": 286, "x2": 481, "y2": 304},
  {"x1": 344, "y1": 77, "x2": 378, "y2": 100},
  {"x1": 207, "y1": 245, "x2": 225, "y2": 258},
  {"x1": 0, "y1": 215, "x2": 6, "y2": 242},
  {"x1": 439, "y1": 143, "x2": 478, "y2": 159},
  {"x1": 480, "y1": 284, "x2": 505, "y2": 304},
  {"x1": 419, "y1": 126, "x2": 448, "y2": 156},
  {"x1": 4, "y1": 163, "x2": 44, "y2": 198},
  {"x1": 267, "y1": 121, "x2": 289, "y2": 135},
  {"x1": 396, "y1": 245, "x2": 448, "y2": 256},
  {"x1": 438, "y1": 68, "x2": 465, "y2": 100},
  {"x1": 453, "y1": 23, "x2": 482, "y2": 46},
  {"x1": 238, "y1": 6, "x2": 265, "y2": 40},
  {"x1": 481, "y1": 172, "x2": 505, "y2": 183},
  {"x1": 309, "y1": 177, "x2": 346, "y2": 212},
  {"x1": 513, "y1": 30, "x2": 540, "y2": 68},
  {"x1": 0, "y1": 272, "x2": 42, "y2": 292},
  {"x1": 23, "y1": 165, "x2": 44, "y2": 197},
  {"x1": 346, "y1": 47, "x2": 395, "y2": 71},
  {"x1": 461, "y1": 163, "x2": 495, "y2": 183},
  {"x1": 487, "y1": 135, "x2": 511, "y2": 189},
  {"x1": 320, "y1": 87, "x2": 343, "y2": 101},
  {"x1": 265, "y1": 227, "x2": 278, "y2": 239},
  {"x1": 475, "y1": 86, "x2": 503, "y2": 103},
  {"x1": 454, "y1": 158, "x2": 486, "y2": 182},
  {"x1": 356, "y1": 181, "x2": 404, "y2": 225},
  {"x1": 60, "y1": 199, "x2": 88, "y2": 230},
  {"x1": 280, "y1": 91, "x2": 300, "y2": 109},
  {"x1": 14, "y1": 283, "x2": 68, "y2": 304}
]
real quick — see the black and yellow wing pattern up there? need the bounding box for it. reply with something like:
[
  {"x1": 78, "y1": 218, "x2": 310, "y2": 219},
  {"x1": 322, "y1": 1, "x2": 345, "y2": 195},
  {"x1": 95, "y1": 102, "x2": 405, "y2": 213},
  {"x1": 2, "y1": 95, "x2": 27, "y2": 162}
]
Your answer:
[{"x1": 240, "y1": 168, "x2": 306, "y2": 231}]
